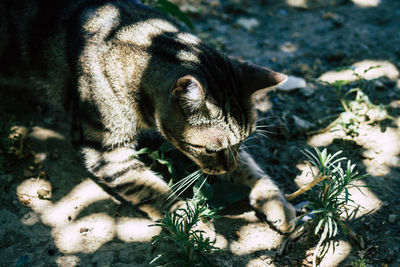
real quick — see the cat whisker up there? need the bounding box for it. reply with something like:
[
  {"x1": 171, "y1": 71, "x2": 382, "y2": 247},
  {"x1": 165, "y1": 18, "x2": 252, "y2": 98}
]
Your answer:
[
  {"x1": 256, "y1": 116, "x2": 281, "y2": 123},
  {"x1": 254, "y1": 130, "x2": 271, "y2": 140},
  {"x1": 169, "y1": 170, "x2": 201, "y2": 193},
  {"x1": 240, "y1": 143, "x2": 259, "y2": 150},
  {"x1": 255, "y1": 124, "x2": 276, "y2": 130},
  {"x1": 169, "y1": 170, "x2": 200, "y2": 189},
  {"x1": 255, "y1": 127, "x2": 276, "y2": 135},
  {"x1": 230, "y1": 146, "x2": 238, "y2": 167},
  {"x1": 192, "y1": 175, "x2": 208, "y2": 199},
  {"x1": 164, "y1": 170, "x2": 202, "y2": 203}
]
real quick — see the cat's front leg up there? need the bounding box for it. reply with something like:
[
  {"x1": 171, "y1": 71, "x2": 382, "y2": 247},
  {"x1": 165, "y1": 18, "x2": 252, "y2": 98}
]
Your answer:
[
  {"x1": 82, "y1": 146, "x2": 178, "y2": 219},
  {"x1": 221, "y1": 149, "x2": 295, "y2": 233}
]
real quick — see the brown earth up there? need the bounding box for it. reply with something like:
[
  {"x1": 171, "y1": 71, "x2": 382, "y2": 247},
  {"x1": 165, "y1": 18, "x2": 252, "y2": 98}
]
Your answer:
[{"x1": 1, "y1": 0, "x2": 400, "y2": 266}]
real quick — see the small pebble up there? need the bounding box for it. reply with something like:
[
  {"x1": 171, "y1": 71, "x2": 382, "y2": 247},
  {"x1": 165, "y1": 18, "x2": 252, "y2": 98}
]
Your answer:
[
  {"x1": 389, "y1": 214, "x2": 397, "y2": 224},
  {"x1": 236, "y1": 17, "x2": 260, "y2": 31},
  {"x1": 278, "y1": 76, "x2": 307, "y2": 91}
]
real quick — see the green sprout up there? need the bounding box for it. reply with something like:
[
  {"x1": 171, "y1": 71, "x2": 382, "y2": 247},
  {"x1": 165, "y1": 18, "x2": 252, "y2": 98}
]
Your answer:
[
  {"x1": 299, "y1": 148, "x2": 367, "y2": 267},
  {"x1": 351, "y1": 258, "x2": 367, "y2": 267},
  {"x1": 319, "y1": 65, "x2": 394, "y2": 136},
  {"x1": 150, "y1": 200, "x2": 220, "y2": 267}
]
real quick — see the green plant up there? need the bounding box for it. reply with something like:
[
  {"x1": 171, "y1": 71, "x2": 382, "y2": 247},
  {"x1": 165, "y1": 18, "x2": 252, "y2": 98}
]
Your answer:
[
  {"x1": 141, "y1": 0, "x2": 194, "y2": 29},
  {"x1": 150, "y1": 200, "x2": 220, "y2": 266},
  {"x1": 300, "y1": 148, "x2": 367, "y2": 267},
  {"x1": 0, "y1": 115, "x2": 28, "y2": 174},
  {"x1": 351, "y1": 258, "x2": 366, "y2": 267},
  {"x1": 320, "y1": 66, "x2": 393, "y2": 136}
]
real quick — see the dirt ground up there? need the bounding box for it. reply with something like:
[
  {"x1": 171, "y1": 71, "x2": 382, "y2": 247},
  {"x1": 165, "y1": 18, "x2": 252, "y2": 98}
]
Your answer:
[{"x1": 1, "y1": 0, "x2": 400, "y2": 266}]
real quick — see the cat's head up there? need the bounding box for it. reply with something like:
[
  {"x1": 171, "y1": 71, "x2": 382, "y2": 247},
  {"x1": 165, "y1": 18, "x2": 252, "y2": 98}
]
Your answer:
[{"x1": 157, "y1": 59, "x2": 286, "y2": 175}]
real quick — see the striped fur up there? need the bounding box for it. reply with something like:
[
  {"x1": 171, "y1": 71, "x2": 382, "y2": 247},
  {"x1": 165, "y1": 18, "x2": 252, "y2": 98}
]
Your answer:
[{"x1": 1, "y1": 0, "x2": 294, "y2": 231}]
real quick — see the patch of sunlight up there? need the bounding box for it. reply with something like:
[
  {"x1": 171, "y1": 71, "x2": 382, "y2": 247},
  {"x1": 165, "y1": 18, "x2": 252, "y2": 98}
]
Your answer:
[
  {"x1": 17, "y1": 177, "x2": 164, "y2": 255},
  {"x1": 318, "y1": 240, "x2": 352, "y2": 267},
  {"x1": 116, "y1": 217, "x2": 161, "y2": 243},
  {"x1": 286, "y1": 0, "x2": 308, "y2": 8},
  {"x1": 17, "y1": 178, "x2": 53, "y2": 212},
  {"x1": 247, "y1": 257, "x2": 276, "y2": 267},
  {"x1": 177, "y1": 32, "x2": 200, "y2": 45},
  {"x1": 309, "y1": 118, "x2": 400, "y2": 177},
  {"x1": 40, "y1": 178, "x2": 112, "y2": 227},
  {"x1": 176, "y1": 50, "x2": 200, "y2": 64},
  {"x1": 319, "y1": 60, "x2": 399, "y2": 83},
  {"x1": 214, "y1": 233, "x2": 228, "y2": 250},
  {"x1": 56, "y1": 255, "x2": 80, "y2": 267},
  {"x1": 117, "y1": 18, "x2": 178, "y2": 46},
  {"x1": 226, "y1": 212, "x2": 282, "y2": 255},
  {"x1": 294, "y1": 162, "x2": 319, "y2": 188},
  {"x1": 345, "y1": 180, "x2": 382, "y2": 218},
  {"x1": 294, "y1": 162, "x2": 382, "y2": 218},
  {"x1": 357, "y1": 118, "x2": 400, "y2": 176},
  {"x1": 29, "y1": 126, "x2": 65, "y2": 141},
  {"x1": 307, "y1": 125, "x2": 346, "y2": 147},
  {"x1": 230, "y1": 223, "x2": 282, "y2": 255},
  {"x1": 352, "y1": 0, "x2": 380, "y2": 8},
  {"x1": 82, "y1": 3, "x2": 120, "y2": 39},
  {"x1": 53, "y1": 213, "x2": 115, "y2": 254}
]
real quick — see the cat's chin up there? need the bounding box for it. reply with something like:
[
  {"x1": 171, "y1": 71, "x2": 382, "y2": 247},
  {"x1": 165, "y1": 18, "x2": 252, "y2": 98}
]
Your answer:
[{"x1": 200, "y1": 168, "x2": 228, "y2": 175}]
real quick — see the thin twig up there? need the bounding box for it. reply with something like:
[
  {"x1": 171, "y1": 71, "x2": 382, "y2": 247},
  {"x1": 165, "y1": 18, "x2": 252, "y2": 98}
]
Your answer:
[{"x1": 285, "y1": 174, "x2": 328, "y2": 201}]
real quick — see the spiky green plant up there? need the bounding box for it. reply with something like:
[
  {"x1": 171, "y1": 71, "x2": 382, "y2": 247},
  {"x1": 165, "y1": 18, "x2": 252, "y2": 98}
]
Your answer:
[
  {"x1": 320, "y1": 65, "x2": 393, "y2": 136},
  {"x1": 150, "y1": 200, "x2": 219, "y2": 267},
  {"x1": 301, "y1": 148, "x2": 367, "y2": 267}
]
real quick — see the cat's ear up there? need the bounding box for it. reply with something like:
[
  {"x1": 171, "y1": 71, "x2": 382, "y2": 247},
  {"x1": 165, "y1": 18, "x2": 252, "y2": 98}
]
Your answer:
[
  {"x1": 236, "y1": 60, "x2": 287, "y2": 95},
  {"x1": 171, "y1": 75, "x2": 205, "y2": 112}
]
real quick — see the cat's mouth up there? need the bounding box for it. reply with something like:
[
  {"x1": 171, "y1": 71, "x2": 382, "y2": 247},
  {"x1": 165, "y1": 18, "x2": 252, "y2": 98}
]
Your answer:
[
  {"x1": 176, "y1": 141, "x2": 232, "y2": 174},
  {"x1": 201, "y1": 167, "x2": 227, "y2": 175}
]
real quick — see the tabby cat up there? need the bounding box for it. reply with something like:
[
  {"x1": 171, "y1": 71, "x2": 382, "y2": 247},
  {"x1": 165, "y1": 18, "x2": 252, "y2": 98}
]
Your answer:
[{"x1": 0, "y1": 0, "x2": 295, "y2": 232}]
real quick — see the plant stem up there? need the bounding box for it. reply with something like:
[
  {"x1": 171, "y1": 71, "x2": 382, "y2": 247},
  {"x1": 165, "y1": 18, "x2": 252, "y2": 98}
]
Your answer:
[{"x1": 285, "y1": 174, "x2": 328, "y2": 201}]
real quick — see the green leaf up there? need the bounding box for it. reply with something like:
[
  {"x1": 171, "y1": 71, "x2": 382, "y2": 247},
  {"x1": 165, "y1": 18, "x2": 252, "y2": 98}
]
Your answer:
[
  {"x1": 332, "y1": 80, "x2": 350, "y2": 89},
  {"x1": 159, "y1": 141, "x2": 175, "y2": 153},
  {"x1": 155, "y1": 0, "x2": 194, "y2": 29},
  {"x1": 156, "y1": 157, "x2": 172, "y2": 165},
  {"x1": 193, "y1": 175, "x2": 214, "y2": 201},
  {"x1": 363, "y1": 65, "x2": 381, "y2": 73},
  {"x1": 335, "y1": 66, "x2": 353, "y2": 72},
  {"x1": 131, "y1": 147, "x2": 152, "y2": 158},
  {"x1": 315, "y1": 218, "x2": 325, "y2": 236}
]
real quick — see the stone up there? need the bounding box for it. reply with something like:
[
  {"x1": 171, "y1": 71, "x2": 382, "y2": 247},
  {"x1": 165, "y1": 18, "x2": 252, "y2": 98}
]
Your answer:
[
  {"x1": 389, "y1": 214, "x2": 397, "y2": 224},
  {"x1": 292, "y1": 115, "x2": 315, "y2": 132},
  {"x1": 286, "y1": 0, "x2": 308, "y2": 9},
  {"x1": 277, "y1": 76, "x2": 307, "y2": 91},
  {"x1": 236, "y1": 17, "x2": 260, "y2": 31}
]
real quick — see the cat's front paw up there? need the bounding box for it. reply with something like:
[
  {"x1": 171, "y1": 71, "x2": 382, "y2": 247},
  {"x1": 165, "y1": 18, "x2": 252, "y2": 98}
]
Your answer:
[{"x1": 249, "y1": 179, "x2": 296, "y2": 233}]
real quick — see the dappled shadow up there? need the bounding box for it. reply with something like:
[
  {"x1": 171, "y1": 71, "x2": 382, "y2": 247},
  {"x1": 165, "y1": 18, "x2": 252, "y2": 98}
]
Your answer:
[
  {"x1": 0, "y1": 4, "x2": 300, "y2": 267},
  {"x1": 253, "y1": 57, "x2": 400, "y2": 265},
  {"x1": 2, "y1": 0, "x2": 400, "y2": 266}
]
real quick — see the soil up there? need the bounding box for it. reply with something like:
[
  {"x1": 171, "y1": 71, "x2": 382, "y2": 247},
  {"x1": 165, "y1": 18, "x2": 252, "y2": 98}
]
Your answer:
[{"x1": 1, "y1": 0, "x2": 400, "y2": 266}]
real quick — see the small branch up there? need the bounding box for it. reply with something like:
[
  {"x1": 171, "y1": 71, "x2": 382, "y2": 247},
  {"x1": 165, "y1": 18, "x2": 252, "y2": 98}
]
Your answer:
[{"x1": 285, "y1": 174, "x2": 328, "y2": 201}]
